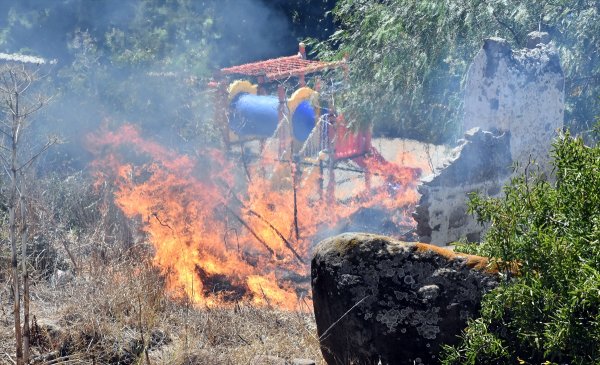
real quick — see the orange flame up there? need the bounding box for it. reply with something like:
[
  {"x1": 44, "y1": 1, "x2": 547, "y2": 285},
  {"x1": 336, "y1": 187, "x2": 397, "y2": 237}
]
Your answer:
[{"x1": 88, "y1": 124, "x2": 422, "y2": 310}]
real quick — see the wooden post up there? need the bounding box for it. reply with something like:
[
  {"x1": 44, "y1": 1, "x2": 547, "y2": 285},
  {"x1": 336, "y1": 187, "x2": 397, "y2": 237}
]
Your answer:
[
  {"x1": 325, "y1": 99, "x2": 336, "y2": 205},
  {"x1": 327, "y1": 156, "x2": 336, "y2": 206},
  {"x1": 318, "y1": 159, "x2": 324, "y2": 200},
  {"x1": 214, "y1": 79, "x2": 229, "y2": 153},
  {"x1": 298, "y1": 42, "x2": 306, "y2": 59},
  {"x1": 277, "y1": 85, "x2": 286, "y2": 158},
  {"x1": 258, "y1": 76, "x2": 267, "y2": 95},
  {"x1": 292, "y1": 152, "x2": 300, "y2": 242},
  {"x1": 326, "y1": 114, "x2": 337, "y2": 206},
  {"x1": 299, "y1": 43, "x2": 307, "y2": 87}
]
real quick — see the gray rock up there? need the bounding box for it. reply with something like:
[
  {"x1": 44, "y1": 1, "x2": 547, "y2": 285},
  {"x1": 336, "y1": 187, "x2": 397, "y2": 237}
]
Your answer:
[
  {"x1": 464, "y1": 36, "x2": 563, "y2": 172},
  {"x1": 414, "y1": 35, "x2": 563, "y2": 246},
  {"x1": 311, "y1": 233, "x2": 499, "y2": 365},
  {"x1": 413, "y1": 128, "x2": 511, "y2": 245}
]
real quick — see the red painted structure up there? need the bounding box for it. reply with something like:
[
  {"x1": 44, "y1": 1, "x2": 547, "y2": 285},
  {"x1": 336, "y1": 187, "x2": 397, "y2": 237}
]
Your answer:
[
  {"x1": 216, "y1": 44, "x2": 372, "y2": 161},
  {"x1": 330, "y1": 115, "x2": 372, "y2": 161}
]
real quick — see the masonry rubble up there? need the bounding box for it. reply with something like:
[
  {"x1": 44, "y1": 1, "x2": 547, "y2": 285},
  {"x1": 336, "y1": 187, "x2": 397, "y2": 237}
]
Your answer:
[{"x1": 413, "y1": 32, "x2": 564, "y2": 245}]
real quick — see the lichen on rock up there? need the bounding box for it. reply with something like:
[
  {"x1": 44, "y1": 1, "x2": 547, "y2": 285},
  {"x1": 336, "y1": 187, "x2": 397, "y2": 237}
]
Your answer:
[{"x1": 311, "y1": 233, "x2": 499, "y2": 365}]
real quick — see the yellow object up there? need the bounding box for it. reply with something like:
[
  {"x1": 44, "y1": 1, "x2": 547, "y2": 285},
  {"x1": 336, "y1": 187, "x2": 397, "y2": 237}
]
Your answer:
[
  {"x1": 287, "y1": 87, "x2": 320, "y2": 117},
  {"x1": 227, "y1": 80, "x2": 258, "y2": 101}
]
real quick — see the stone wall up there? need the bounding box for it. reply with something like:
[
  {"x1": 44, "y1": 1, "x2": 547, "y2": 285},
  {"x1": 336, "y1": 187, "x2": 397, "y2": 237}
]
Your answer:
[
  {"x1": 414, "y1": 33, "x2": 564, "y2": 245},
  {"x1": 414, "y1": 128, "x2": 512, "y2": 244},
  {"x1": 463, "y1": 35, "x2": 564, "y2": 170}
]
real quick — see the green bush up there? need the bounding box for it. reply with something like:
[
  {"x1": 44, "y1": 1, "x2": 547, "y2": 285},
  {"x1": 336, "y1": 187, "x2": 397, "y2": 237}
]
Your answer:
[{"x1": 441, "y1": 132, "x2": 600, "y2": 364}]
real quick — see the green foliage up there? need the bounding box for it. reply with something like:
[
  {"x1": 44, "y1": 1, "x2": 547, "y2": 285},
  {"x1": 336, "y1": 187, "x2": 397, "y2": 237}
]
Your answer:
[
  {"x1": 320, "y1": 0, "x2": 600, "y2": 143},
  {"x1": 441, "y1": 318, "x2": 510, "y2": 364},
  {"x1": 441, "y1": 133, "x2": 600, "y2": 364},
  {"x1": 102, "y1": 0, "x2": 215, "y2": 72}
]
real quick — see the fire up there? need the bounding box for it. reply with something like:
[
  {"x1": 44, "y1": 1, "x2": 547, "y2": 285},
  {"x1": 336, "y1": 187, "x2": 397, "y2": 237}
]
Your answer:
[{"x1": 88, "y1": 124, "x2": 422, "y2": 310}]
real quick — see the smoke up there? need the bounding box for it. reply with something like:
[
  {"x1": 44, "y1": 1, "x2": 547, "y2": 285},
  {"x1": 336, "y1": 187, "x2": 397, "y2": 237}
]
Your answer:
[
  {"x1": 0, "y1": 0, "x2": 330, "y2": 173},
  {"x1": 0, "y1": 1, "x2": 435, "y2": 309},
  {"x1": 210, "y1": 0, "x2": 292, "y2": 67},
  {"x1": 0, "y1": 0, "x2": 134, "y2": 62}
]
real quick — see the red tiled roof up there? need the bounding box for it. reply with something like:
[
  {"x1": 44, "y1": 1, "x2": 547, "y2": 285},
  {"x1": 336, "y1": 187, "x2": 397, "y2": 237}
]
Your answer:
[{"x1": 220, "y1": 55, "x2": 343, "y2": 81}]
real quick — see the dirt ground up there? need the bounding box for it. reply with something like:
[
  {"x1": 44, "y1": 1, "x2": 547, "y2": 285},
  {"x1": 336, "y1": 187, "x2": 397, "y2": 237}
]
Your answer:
[
  {"x1": 372, "y1": 138, "x2": 452, "y2": 175},
  {"x1": 331, "y1": 138, "x2": 452, "y2": 203}
]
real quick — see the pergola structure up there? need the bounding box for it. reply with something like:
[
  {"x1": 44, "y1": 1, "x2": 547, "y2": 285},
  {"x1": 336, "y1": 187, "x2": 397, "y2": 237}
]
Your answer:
[
  {"x1": 211, "y1": 43, "x2": 349, "y2": 149},
  {"x1": 219, "y1": 43, "x2": 343, "y2": 86}
]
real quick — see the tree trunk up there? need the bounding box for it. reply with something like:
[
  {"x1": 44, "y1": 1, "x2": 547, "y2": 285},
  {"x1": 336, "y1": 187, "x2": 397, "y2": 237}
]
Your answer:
[
  {"x1": 20, "y1": 192, "x2": 30, "y2": 364},
  {"x1": 12, "y1": 89, "x2": 24, "y2": 365},
  {"x1": 11, "y1": 139, "x2": 23, "y2": 365},
  {"x1": 10, "y1": 192, "x2": 23, "y2": 365},
  {"x1": 0, "y1": 66, "x2": 51, "y2": 365}
]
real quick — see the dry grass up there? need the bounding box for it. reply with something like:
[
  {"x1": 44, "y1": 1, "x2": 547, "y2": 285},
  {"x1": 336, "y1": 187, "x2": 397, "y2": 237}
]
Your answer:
[
  {"x1": 0, "y1": 250, "x2": 324, "y2": 365},
  {"x1": 0, "y1": 172, "x2": 324, "y2": 365},
  {"x1": 1, "y1": 144, "x2": 434, "y2": 365}
]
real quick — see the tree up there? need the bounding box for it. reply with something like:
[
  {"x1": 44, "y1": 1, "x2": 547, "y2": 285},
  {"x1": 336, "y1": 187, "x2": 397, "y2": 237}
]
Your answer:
[
  {"x1": 319, "y1": 0, "x2": 600, "y2": 143},
  {"x1": 0, "y1": 63, "x2": 54, "y2": 365}
]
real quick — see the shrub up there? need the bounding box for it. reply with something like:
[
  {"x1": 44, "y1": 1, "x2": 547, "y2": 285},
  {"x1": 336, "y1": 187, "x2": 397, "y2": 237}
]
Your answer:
[{"x1": 441, "y1": 132, "x2": 600, "y2": 364}]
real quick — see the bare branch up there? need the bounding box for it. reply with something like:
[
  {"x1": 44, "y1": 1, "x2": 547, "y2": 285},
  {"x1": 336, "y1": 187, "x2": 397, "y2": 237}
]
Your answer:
[
  {"x1": 223, "y1": 204, "x2": 276, "y2": 257},
  {"x1": 17, "y1": 138, "x2": 58, "y2": 172},
  {"x1": 217, "y1": 179, "x2": 305, "y2": 264},
  {"x1": 318, "y1": 296, "x2": 369, "y2": 341},
  {"x1": 0, "y1": 62, "x2": 51, "y2": 365}
]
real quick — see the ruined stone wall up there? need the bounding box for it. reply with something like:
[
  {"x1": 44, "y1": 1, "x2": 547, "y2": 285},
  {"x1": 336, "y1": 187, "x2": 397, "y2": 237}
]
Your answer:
[
  {"x1": 463, "y1": 35, "x2": 564, "y2": 170},
  {"x1": 414, "y1": 129, "x2": 512, "y2": 244},
  {"x1": 414, "y1": 34, "x2": 564, "y2": 245}
]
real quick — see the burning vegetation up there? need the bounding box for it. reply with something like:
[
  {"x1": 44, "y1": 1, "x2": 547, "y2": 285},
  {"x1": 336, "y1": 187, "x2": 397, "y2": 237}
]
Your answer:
[
  {"x1": 77, "y1": 42, "x2": 429, "y2": 311},
  {"x1": 87, "y1": 123, "x2": 424, "y2": 310},
  {"x1": 6, "y1": 1, "x2": 596, "y2": 364}
]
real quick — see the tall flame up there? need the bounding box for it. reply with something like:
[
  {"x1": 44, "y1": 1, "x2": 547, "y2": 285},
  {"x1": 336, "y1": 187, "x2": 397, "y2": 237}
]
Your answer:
[{"x1": 88, "y1": 124, "x2": 422, "y2": 309}]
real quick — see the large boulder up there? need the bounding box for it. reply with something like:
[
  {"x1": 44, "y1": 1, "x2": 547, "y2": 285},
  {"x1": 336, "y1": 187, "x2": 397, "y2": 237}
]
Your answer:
[{"x1": 311, "y1": 233, "x2": 499, "y2": 365}]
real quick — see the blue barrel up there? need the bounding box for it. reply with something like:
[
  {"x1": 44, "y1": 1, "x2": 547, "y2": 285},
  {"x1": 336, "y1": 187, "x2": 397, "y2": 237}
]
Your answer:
[
  {"x1": 229, "y1": 93, "x2": 317, "y2": 141},
  {"x1": 292, "y1": 100, "x2": 317, "y2": 142},
  {"x1": 229, "y1": 94, "x2": 279, "y2": 137}
]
